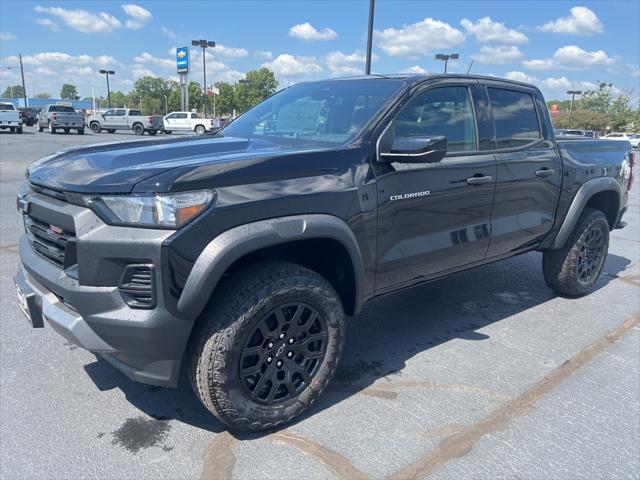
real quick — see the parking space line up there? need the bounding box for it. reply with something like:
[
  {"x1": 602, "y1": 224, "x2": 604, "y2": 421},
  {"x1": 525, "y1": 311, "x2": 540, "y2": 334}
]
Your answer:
[{"x1": 387, "y1": 312, "x2": 640, "y2": 480}]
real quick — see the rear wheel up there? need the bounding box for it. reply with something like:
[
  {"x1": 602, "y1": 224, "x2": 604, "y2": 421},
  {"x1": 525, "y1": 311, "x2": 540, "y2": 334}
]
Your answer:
[
  {"x1": 16, "y1": 126, "x2": 22, "y2": 134},
  {"x1": 90, "y1": 122, "x2": 101, "y2": 133},
  {"x1": 543, "y1": 208, "x2": 609, "y2": 296},
  {"x1": 187, "y1": 261, "x2": 345, "y2": 431},
  {"x1": 49, "y1": 123, "x2": 56, "y2": 134},
  {"x1": 194, "y1": 125, "x2": 206, "y2": 135},
  {"x1": 132, "y1": 123, "x2": 144, "y2": 135},
  {"x1": 37, "y1": 122, "x2": 43, "y2": 132},
  {"x1": 77, "y1": 128, "x2": 84, "y2": 135},
  {"x1": 9, "y1": 127, "x2": 15, "y2": 133}
]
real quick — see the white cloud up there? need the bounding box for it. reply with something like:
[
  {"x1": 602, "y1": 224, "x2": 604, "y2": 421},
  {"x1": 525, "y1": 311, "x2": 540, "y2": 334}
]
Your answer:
[
  {"x1": 35, "y1": 18, "x2": 59, "y2": 31},
  {"x1": 627, "y1": 64, "x2": 640, "y2": 78},
  {"x1": 33, "y1": 66, "x2": 56, "y2": 76},
  {"x1": 289, "y1": 22, "x2": 337, "y2": 41},
  {"x1": 122, "y1": 4, "x2": 152, "y2": 29},
  {"x1": 505, "y1": 71, "x2": 538, "y2": 83},
  {"x1": 255, "y1": 50, "x2": 273, "y2": 60},
  {"x1": 460, "y1": 17, "x2": 528, "y2": 44},
  {"x1": 523, "y1": 45, "x2": 615, "y2": 70},
  {"x1": 539, "y1": 6, "x2": 603, "y2": 36},
  {"x1": 133, "y1": 52, "x2": 174, "y2": 69},
  {"x1": 0, "y1": 32, "x2": 16, "y2": 40},
  {"x1": 215, "y1": 44, "x2": 249, "y2": 58},
  {"x1": 472, "y1": 45, "x2": 523, "y2": 64},
  {"x1": 65, "y1": 66, "x2": 94, "y2": 77},
  {"x1": 374, "y1": 18, "x2": 465, "y2": 58},
  {"x1": 400, "y1": 65, "x2": 428, "y2": 74},
  {"x1": 160, "y1": 26, "x2": 176, "y2": 39},
  {"x1": 7, "y1": 52, "x2": 118, "y2": 68},
  {"x1": 34, "y1": 5, "x2": 122, "y2": 33},
  {"x1": 262, "y1": 54, "x2": 322, "y2": 77},
  {"x1": 325, "y1": 51, "x2": 367, "y2": 76}
]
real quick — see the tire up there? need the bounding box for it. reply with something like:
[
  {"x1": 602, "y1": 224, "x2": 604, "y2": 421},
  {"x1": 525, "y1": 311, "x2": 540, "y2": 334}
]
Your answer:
[
  {"x1": 90, "y1": 122, "x2": 101, "y2": 133},
  {"x1": 543, "y1": 207, "x2": 610, "y2": 297},
  {"x1": 148, "y1": 129, "x2": 157, "y2": 136},
  {"x1": 49, "y1": 123, "x2": 56, "y2": 134},
  {"x1": 132, "y1": 123, "x2": 144, "y2": 135},
  {"x1": 187, "y1": 261, "x2": 345, "y2": 431},
  {"x1": 63, "y1": 128, "x2": 70, "y2": 134},
  {"x1": 77, "y1": 128, "x2": 84, "y2": 135},
  {"x1": 16, "y1": 126, "x2": 22, "y2": 134},
  {"x1": 9, "y1": 127, "x2": 15, "y2": 133},
  {"x1": 37, "y1": 122, "x2": 43, "y2": 132},
  {"x1": 194, "y1": 125, "x2": 206, "y2": 135},
  {"x1": 107, "y1": 129, "x2": 115, "y2": 134},
  {"x1": 164, "y1": 130, "x2": 172, "y2": 134}
]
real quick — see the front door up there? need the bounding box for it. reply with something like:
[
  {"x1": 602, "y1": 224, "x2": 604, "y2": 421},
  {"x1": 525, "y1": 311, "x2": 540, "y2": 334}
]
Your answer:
[{"x1": 373, "y1": 82, "x2": 496, "y2": 293}]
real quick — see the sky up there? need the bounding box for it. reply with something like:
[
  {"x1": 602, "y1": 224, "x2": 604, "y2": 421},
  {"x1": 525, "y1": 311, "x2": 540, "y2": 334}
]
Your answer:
[{"x1": 0, "y1": 0, "x2": 638, "y2": 102}]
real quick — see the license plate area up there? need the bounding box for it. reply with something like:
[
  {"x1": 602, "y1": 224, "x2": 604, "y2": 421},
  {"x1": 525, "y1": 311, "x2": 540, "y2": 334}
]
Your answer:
[{"x1": 14, "y1": 278, "x2": 44, "y2": 328}]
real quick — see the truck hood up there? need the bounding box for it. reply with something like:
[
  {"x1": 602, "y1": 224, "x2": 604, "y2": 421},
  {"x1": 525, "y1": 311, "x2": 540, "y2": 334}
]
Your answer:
[{"x1": 26, "y1": 135, "x2": 311, "y2": 194}]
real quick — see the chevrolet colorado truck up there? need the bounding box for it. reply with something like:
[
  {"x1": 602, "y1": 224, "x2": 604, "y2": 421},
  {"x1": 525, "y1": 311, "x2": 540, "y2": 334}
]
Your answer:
[
  {"x1": 14, "y1": 75, "x2": 634, "y2": 431},
  {"x1": 87, "y1": 108, "x2": 164, "y2": 135}
]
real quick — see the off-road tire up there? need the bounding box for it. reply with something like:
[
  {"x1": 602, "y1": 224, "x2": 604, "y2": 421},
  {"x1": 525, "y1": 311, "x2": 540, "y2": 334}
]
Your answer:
[
  {"x1": 133, "y1": 123, "x2": 144, "y2": 135},
  {"x1": 90, "y1": 122, "x2": 101, "y2": 133},
  {"x1": 187, "y1": 261, "x2": 345, "y2": 431},
  {"x1": 194, "y1": 125, "x2": 206, "y2": 135},
  {"x1": 543, "y1": 207, "x2": 609, "y2": 296}
]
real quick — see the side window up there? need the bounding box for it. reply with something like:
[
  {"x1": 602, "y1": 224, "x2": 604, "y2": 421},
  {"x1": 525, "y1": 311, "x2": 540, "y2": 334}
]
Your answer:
[
  {"x1": 391, "y1": 86, "x2": 477, "y2": 153},
  {"x1": 128, "y1": 109, "x2": 141, "y2": 116},
  {"x1": 166, "y1": 113, "x2": 176, "y2": 119},
  {"x1": 103, "y1": 110, "x2": 114, "y2": 117},
  {"x1": 115, "y1": 109, "x2": 126, "y2": 116},
  {"x1": 487, "y1": 88, "x2": 541, "y2": 149},
  {"x1": 191, "y1": 113, "x2": 199, "y2": 119},
  {"x1": 176, "y1": 113, "x2": 188, "y2": 119}
]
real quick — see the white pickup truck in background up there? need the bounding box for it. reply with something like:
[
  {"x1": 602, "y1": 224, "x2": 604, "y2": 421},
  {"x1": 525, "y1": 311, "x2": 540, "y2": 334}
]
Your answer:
[
  {"x1": 163, "y1": 111, "x2": 220, "y2": 135},
  {"x1": 0, "y1": 102, "x2": 23, "y2": 134},
  {"x1": 88, "y1": 108, "x2": 164, "y2": 135}
]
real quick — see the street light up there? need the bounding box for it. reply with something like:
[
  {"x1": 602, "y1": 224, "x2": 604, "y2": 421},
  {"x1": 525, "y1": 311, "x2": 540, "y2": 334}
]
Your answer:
[
  {"x1": 435, "y1": 53, "x2": 459, "y2": 74},
  {"x1": 192, "y1": 39, "x2": 216, "y2": 116},
  {"x1": 99, "y1": 69, "x2": 115, "y2": 108},
  {"x1": 567, "y1": 89, "x2": 582, "y2": 129}
]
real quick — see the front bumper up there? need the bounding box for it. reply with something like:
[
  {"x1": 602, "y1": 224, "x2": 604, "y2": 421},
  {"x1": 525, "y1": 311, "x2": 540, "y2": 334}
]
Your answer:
[{"x1": 14, "y1": 190, "x2": 191, "y2": 387}]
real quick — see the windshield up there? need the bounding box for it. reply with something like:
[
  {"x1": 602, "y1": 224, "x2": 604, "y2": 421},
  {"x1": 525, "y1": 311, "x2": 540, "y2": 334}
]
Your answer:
[
  {"x1": 49, "y1": 105, "x2": 75, "y2": 113},
  {"x1": 0, "y1": 103, "x2": 16, "y2": 111},
  {"x1": 223, "y1": 79, "x2": 404, "y2": 147}
]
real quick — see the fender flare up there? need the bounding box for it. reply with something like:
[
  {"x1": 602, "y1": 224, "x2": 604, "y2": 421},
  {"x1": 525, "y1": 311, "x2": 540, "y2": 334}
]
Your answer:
[
  {"x1": 551, "y1": 177, "x2": 621, "y2": 249},
  {"x1": 177, "y1": 214, "x2": 365, "y2": 318}
]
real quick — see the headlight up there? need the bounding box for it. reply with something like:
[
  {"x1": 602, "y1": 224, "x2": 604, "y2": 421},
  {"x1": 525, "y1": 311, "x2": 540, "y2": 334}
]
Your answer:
[{"x1": 89, "y1": 189, "x2": 216, "y2": 228}]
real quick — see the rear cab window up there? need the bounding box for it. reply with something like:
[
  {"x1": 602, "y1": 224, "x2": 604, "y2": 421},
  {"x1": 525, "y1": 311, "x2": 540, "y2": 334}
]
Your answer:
[
  {"x1": 49, "y1": 105, "x2": 76, "y2": 113},
  {"x1": 128, "y1": 110, "x2": 141, "y2": 116},
  {"x1": 487, "y1": 87, "x2": 541, "y2": 149},
  {"x1": 0, "y1": 103, "x2": 16, "y2": 111}
]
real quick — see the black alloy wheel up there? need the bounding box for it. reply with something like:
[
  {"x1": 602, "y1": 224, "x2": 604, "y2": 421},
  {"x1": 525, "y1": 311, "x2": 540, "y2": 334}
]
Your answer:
[
  {"x1": 239, "y1": 302, "x2": 327, "y2": 405},
  {"x1": 577, "y1": 226, "x2": 606, "y2": 284}
]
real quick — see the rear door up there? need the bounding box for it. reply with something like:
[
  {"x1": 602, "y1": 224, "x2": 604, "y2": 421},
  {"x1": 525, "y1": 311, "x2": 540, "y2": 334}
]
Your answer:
[
  {"x1": 373, "y1": 80, "x2": 497, "y2": 293},
  {"x1": 112, "y1": 109, "x2": 127, "y2": 128},
  {"x1": 482, "y1": 83, "x2": 562, "y2": 257}
]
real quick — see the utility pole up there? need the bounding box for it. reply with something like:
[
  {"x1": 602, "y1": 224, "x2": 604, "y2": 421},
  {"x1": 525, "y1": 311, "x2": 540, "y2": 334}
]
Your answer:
[
  {"x1": 19, "y1": 54, "x2": 27, "y2": 106},
  {"x1": 365, "y1": 0, "x2": 375, "y2": 75},
  {"x1": 567, "y1": 89, "x2": 582, "y2": 129},
  {"x1": 435, "y1": 53, "x2": 459, "y2": 74},
  {"x1": 192, "y1": 39, "x2": 215, "y2": 116}
]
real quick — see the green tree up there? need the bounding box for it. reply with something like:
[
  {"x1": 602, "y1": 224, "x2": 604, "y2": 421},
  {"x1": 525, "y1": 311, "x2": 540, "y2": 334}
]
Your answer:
[
  {"x1": 234, "y1": 68, "x2": 278, "y2": 113},
  {"x1": 33, "y1": 92, "x2": 51, "y2": 99},
  {"x1": 579, "y1": 82, "x2": 613, "y2": 114},
  {"x1": 108, "y1": 91, "x2": 129, "y2": 108},
  {"x1": 129, "y1": 76, "x2": 175, "y2": 114},
  {"x1": 550, "y1": 110, "x2": 610, "y2": 132},
  {"x1": 608, "y1": 90, "x2": 634, "y2": 131},
  {"x1": 60, "y1": 83, "x2": 79, "y2": 100},
  {"x1": 213, "y1": 81, "x2": 235, "y2": 116},
  {"x1": 1, "y1": 85, "x2": 25, "y2": 98},
  {"x1": 187, "y1": 81, "x2": 203, "y2": 112}
]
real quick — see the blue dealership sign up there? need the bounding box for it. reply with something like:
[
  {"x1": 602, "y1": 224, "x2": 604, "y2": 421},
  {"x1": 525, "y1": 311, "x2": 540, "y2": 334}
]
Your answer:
[{"x1": 176, "y1": 47, "x2": 189, "y2": 73}]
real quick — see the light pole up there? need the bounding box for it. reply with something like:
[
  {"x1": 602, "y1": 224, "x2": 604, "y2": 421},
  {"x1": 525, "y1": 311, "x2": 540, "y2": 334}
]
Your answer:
[
  {"x1": 163, "y1": 94, "x2": 168, "y2": 115},
  {"x1": 567, "y1": 89, "x2": 582, "y2": 129},
  {"x1": 365, "y1": 0, "x2": 375, "y2": 75},
  {"x1": 435, "y1": 53, "x2": 459, "y2": 74},
  {"x1": 99, "y1": 69, "x2": 115, "y2": 108},
  {"x1": 192, "y1": 39, "x2": 215, "y2": 116}
]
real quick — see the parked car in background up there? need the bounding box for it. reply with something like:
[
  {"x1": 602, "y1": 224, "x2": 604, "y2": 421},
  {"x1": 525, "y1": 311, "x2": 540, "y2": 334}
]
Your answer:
[
  {"x1": 0, "y1": 102, "x2": 23, "y2": 133},
  {"x1": 163, "y1": 111, "x2": 220, "y2": 135},
  {"x1": 87, "y1": 108, "x2": 164, "y2": 135},
  {"x1": 18, "y1": 107, "x2": 39, "y2": 127},
  {"x1": 604, "y1": 132, "x2": 635, "y2": 141},
  {"x1": 37, "y1": 104, "x2": 84, "y2": 134},
  {"x1": 555, "y1": 129, "x2": 598, "y2": 138},
  {"x1": 629, "y1": 134, "x2": 640, "y2": 149}
]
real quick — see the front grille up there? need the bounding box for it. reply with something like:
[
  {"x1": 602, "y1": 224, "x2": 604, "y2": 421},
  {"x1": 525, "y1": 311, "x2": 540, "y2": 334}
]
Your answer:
[
  {"x1": 118, "y1": 265, "x2": 156, "y2": 309},
  {"x1": 25, "y1": 215, "x2": 76, "y2": 269}
]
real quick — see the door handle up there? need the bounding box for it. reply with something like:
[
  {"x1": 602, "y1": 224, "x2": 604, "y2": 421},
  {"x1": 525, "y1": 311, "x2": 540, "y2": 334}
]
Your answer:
[
  {"x1": 467, "y1": 175, "x2": 493, "y2": 185},
  {"x1": 535, "y1": 168, "x2": 555, "y2": 178}
]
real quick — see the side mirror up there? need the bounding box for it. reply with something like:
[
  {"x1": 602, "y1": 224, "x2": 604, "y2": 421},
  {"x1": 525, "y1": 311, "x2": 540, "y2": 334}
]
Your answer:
[{"x1": 380, "y1": 135, "x2": 448, "y2": 163}]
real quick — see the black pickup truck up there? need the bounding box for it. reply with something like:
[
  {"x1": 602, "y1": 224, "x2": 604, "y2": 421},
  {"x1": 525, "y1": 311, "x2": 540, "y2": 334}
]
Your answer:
[{"x1": 14, "y1": 75, "x2": 634, "y2": 431}]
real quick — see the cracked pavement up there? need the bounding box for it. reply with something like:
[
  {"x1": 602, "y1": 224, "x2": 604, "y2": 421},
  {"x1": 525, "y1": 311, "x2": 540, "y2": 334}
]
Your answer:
[{"x1": 1, "y1": 130, "x2": 639, "y2": 479}]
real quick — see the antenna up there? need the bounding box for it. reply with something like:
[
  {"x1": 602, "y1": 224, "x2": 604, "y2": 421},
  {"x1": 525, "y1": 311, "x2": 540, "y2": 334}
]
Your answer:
[{"x1": 466, "y1": 60, "x2": 474, "y2": 74}]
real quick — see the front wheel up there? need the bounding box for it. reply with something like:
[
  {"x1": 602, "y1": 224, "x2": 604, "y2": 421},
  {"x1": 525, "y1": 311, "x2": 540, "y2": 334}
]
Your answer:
[
  {"x1": 194, "y1": 125, "x2": 206, "y2": 135},
  {"x1": 132, "y1": 123, "x2": 144, "y2": 135},
  {"x1": 543, "y1": 208, "x2": 610, "y2": 297},
  {"x1": 90, "y1": 122, "x2": 101, "y2": 133},
  {"x1": 187, "y1": 261, "x2": 345, "y2": 431}
]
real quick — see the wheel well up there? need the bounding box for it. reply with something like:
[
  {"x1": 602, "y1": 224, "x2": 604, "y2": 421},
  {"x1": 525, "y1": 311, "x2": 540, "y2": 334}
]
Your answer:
[
  {"x1": 194, "y1": 124, "x2": 205, "y2": 130},
  {"x1": 585, "y1": 190, "x2": 619, "y2": 229},
  {"x1": 223, "y1": 238, "x2": 357, "y2": 315}
]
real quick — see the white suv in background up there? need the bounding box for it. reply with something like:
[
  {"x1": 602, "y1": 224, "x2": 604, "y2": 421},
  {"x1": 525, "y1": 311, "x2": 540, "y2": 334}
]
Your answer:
[
  {"x1": 163, "y1": 112, "x2": 220, "y2": 135},
  {"x1": 604, "y1": 132, "x2": 636, "y2": 141}
]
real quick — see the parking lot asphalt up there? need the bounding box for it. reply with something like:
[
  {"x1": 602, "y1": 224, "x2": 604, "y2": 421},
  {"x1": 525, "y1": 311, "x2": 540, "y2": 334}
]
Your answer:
[{"x1": 1, "y1": 127, "x2": 639, "y2": 479}]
